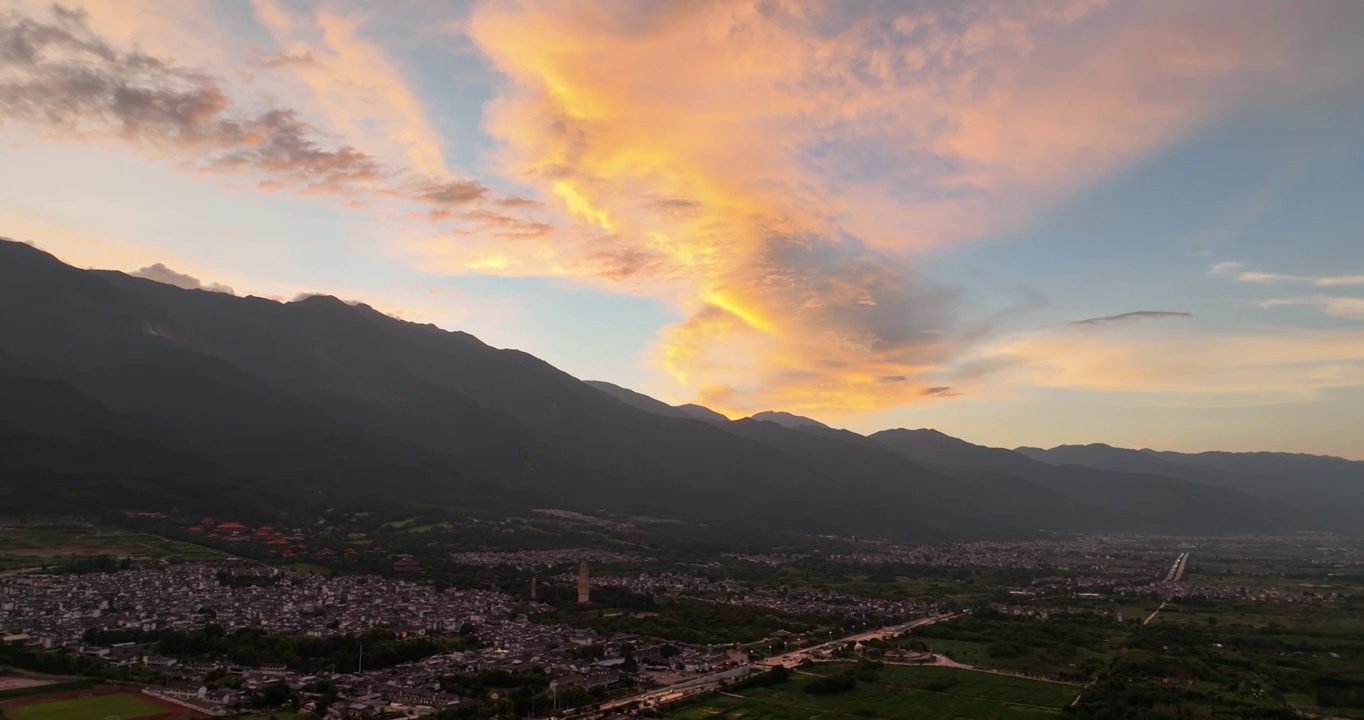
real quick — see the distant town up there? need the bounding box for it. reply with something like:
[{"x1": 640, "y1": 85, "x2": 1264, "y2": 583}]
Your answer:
[{"x1": 5, "y1": 514, "x2": 1359, "y2": 719}]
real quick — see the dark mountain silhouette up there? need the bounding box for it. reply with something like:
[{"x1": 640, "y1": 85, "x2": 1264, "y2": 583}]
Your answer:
[
  {"x1": 584, "y1": 380, "x2": 692, "y2": 419},
  {"x1": 0, "y1": 240, "x2": 1012, "y2": 536},
  {"x1": 870, "y1": 429, "x2": 1303, "y2": 533},
  {"x1": 1015, "y1": 444, "x2": 1187, "y2": 477},
  {"x1": 0, "y1": 238, "x2": 1343, "y2": 536},
  {"x1": 677, "y1": 404, "x2": 730, "y2": 424},
  {"x1": 748, "y1": 410, "x2": 829, "y2": 429},
  {"x1": 1019, "y1": 443, "x2": 1364, "y2": 522}
]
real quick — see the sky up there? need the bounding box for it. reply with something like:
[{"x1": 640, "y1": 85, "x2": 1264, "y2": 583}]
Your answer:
[{"x1": 1, "y1": 0, "x2": 1362, "y2": 458}]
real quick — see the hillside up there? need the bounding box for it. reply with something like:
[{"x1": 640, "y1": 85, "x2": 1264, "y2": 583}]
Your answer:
[
  {"x1": 0, "y1": 238, "x2": 1341, "y2": 537},
  {"x1": 872, "y1": 430, "x2": 1303, "y2": 533},
  {"x1": 1019, "y1": 443, "x2": 1364, "y2": 524}
]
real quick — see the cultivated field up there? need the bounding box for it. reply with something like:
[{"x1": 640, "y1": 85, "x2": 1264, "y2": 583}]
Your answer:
[
  {"x1": 0, "y1": 676, "x2": 55, "y2": 692},
  {"x1": 670, "y1": 664, "x2": 1076, "y2": 720},
  {"x1": 0, "y1": 687, "x2": 207, "y2": 720},
  {"x1": 0, "y1": 520, "x2": 226, "y2": 571}
]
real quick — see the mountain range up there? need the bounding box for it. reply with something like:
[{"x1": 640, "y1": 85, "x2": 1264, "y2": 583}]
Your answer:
[{"x1": 2, "y1": 238, "x2": 1359, "y2": 538}]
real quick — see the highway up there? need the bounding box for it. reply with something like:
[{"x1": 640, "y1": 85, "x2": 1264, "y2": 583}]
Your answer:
[
  {"x1": 598, "y1": 665, "x2": 755, "y2": 711},
  {"x1": 596, "y1": 613, "x2": 962, "y2": 714},
  {"x1": 1163, "y1": 551, "x2": 1190, "y2": 583},
  {"x1": 759, "y1": 613, "x2": 963, "y2": 669},
  {"x1": 1144, "y1": 552, "x2": 1191, "y2": 625}
]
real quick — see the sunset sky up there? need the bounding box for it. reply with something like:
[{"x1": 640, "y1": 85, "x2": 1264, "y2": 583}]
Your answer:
[{"x1": 2, "y1": 0, "x2": 1362, "y2": 458}]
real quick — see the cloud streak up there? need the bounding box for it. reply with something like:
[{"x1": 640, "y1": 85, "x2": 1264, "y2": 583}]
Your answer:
[
  {"x1": 0, "y1": 5, "x2": 532, "y2": 228},
  {"x1": 1210, "y1": 262, "x2": 1364, "y2": 286},
  {"x1": 976, "y1": 326, "x2": 1364, "y2": 404},
  {"x1": 248, "y1": 0, "x2": 452, "y2": 178},
  {"x1": 1261, "y1": 296, "x2": 1364, "y2": 319},
  {"x1": 1071, "y1": 311, "x2": 1193, "y2": 326}
]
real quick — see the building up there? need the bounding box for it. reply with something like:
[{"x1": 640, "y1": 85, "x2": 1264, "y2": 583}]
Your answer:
[
  {"x1": 576, "y1": 561, "x2": 590, "y2": 604},
  {"x1": 551, "y1": 671, "x2": 623, "y2": 693}
]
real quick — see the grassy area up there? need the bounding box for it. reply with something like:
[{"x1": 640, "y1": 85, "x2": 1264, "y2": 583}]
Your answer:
[
  {"x1": 671, "y1": 664, "x2": 1075, "y2": 720},
  {"x1": 1073, "y1": 593, "x2": 1364, "y2": 720},
  {"x1": 8, "y1": 693, "x2": 171, "y2": 720},
  {"x1": 0, "y1": 520, "x2": 226, "y2": 571},
  {"x1": 882, "y1": 610, "x2": 1124, "y2": 683},
  {"x1": 289, "y1": 562, "x2": 333, "y2": 576}
]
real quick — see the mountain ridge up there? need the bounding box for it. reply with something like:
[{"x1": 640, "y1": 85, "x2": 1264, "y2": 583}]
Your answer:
[{"x1": 1, "y1": 238, "x2": 1354, "y2": 537}]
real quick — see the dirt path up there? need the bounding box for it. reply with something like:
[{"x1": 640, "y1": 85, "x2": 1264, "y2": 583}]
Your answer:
[
  {"x1": 1143, "y1": 599, "x2": 1169, "y2": 625},
  {"x1": 882, "y1": 658, "x2": 1081, "y2": 687}
]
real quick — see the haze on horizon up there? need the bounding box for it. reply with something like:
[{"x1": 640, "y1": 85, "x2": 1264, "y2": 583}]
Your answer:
[{"x1": 2, "y1": 0, "x2": 1362, "y2": 459}]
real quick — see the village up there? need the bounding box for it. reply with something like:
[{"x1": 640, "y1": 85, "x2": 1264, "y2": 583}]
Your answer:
[
  {"x1": 0, "y1": 563, "x2": 750, "y2": 717},
  {"x1": 3, "y1": 521, "x2": 1356, "y2": 719}
]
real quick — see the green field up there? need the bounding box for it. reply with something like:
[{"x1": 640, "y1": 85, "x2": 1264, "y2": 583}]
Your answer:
[
  {"x1": 9, "y1": 693, "x2": 171, "y2": 720},
  {"x1": 0, "y1": 520, "x2": 227, "y2": 571},
  {"x1": 670, "y1": 664, "x2": 1077, "y2": 720},
  {"x1": 880, "y1": 610, "x2": 1124, "y2": 683}
]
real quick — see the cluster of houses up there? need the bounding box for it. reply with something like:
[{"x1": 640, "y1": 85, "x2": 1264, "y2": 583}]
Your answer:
[
  {"x1": 587, "y1": 571, "x2": 936, "y2": 621},
  {"x1": 448, "y1": 548, "x2": 648, "y2": 569},
  {"x1": 183, "y1": 519, "x2": 384, "y2": 563},
  {"x1": 0, "y1": 565, "x2": 546, "y2": 647},
  {"x1": 0, "y1": 564, "x2": 747, "y2": 717}
]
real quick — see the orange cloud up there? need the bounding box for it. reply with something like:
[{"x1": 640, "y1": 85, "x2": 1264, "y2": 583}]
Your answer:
[
  {"x1": 249, "y1": 0, "x2": 452, "y2": 178},
  {"x1": 459, "y1": 0, "x2": 1358, "y2": 414},
  {"x1": 971, "y1": 325, "x2": 1364, "y2": 404}
]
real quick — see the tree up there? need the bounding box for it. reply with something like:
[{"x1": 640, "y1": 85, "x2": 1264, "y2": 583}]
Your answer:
[{"x1": 256, "y1": 682, "x2": 293, "y2": 708}]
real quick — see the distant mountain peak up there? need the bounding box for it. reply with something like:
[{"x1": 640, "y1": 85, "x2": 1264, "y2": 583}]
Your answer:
[
  {"x1": 877, "y1": 427, "x2": 974, "y2": 447},
  {"x1": 582, "y1": 381, "x2": 736, "y2": 426},
  {"x1": 676, "y1": 404, "x2": 730, "y2": 424},
  {"x1": 584, "y1": 380, "x2": 689, "y2": 419},
  {"x1": 749, "y1": 410, "x2": 828, "y2": 429},
  {"x1": 291, "y1": 293, "x2": 352, "y2": 308}
]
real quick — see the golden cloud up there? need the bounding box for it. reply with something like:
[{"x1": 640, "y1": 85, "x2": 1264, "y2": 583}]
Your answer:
[
  {"x1": 974, "y1": 325, "x2": 1364, "y2": 404},
  {"x1": 457, "y1": 0, "x2": 1357, "y2": 414}
]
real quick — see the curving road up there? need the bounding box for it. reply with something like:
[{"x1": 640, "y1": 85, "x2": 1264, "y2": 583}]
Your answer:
[{"x1": 597, "y1": 613, "x2": 963, "y2": 714}]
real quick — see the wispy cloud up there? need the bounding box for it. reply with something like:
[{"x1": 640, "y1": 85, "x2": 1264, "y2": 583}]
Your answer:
[
  {"x1": 131, "y1": 263, "x2": 235, "y2": 294},
  {"x1": 1071, "y1": 311, "x2": 1193, "y2": 326},
  {"x1": 248, "y1": 0, "x2": 451, "y2": 178},
  {"x1": 1209, "y1": 262, "x2": 1364, "y2": 286},
  {"x1": 0, "y1": 6, "x2": 535, "y2": 231},
  {"x1": 974, "y1": 326, "x2": 1364, "y2": 404},
  {"x1": 1261, "y1": 296, "x2": 1364, "y2": 319},
  {"x1": 261, "y1": 50, "x2": 315, "y2": 68},
  {"x1": 1, "y1": 7, "x2": 376, "y2": 194}
]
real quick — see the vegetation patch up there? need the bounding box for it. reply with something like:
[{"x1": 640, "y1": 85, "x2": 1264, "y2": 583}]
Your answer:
[
  {"x1": 5, "y1": 692, "x2": 176, "y2": 720},
  {"x1": 671, "y1": 663, "x2": 1075, "y2": 720}
]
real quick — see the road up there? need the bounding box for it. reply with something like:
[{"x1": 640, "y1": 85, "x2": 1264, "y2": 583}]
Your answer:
[
  {"x1": 760, "y1": 613, "x2": 964, "y2": 669},
  {"x1": 1144, "y1": 552, "x2": 1191, "y2": 626},
  {"x1": 597, "y1": 613, "x2": 962, "y2": 713},
  {"x1": 1142, "y1": 599, "x2": 1168, "y2": 626},
  {"x1": 1163, "y1": 552, "x2": 1190, "y2": 583},
  {"x1": 598, "y1": 665, "x2": 755, "y2": 711},
  {"x1": 897, "y1": 656, "x2": 1079, "y2": 687}
]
